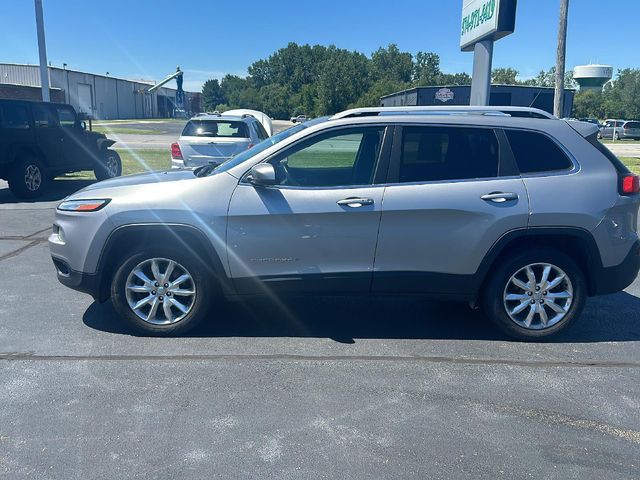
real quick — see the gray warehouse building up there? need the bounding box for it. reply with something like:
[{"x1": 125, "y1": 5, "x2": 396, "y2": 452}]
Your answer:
[
  {"x1": 0, "y1": 63, "x2": 201, "y2": 120},
  {"x1": 380, "y1": 85, "x2": 575, "y2": 118}
]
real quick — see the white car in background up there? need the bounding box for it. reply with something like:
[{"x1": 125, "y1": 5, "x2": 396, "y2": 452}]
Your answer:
[
  {"x1": 224, "y1": 109, "x2": 273, "y2": 137},
  {"x1": 171, "y1": 114, "x2": 270, "y2": 169}
]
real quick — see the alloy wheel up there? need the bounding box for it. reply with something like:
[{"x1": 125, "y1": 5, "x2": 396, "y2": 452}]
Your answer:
[
  {"x1": 106, "y1": 154, "x2": 119, "y2": 177},
  {"x1": 24, "y1": 164, "x2": 42, "y2": 192},
  {"x1": 125, "y1": 258, "x2": 197, "y2": 325},
  {"x1": 503, "y1": 263, "x2": 573, "y2": 330}
]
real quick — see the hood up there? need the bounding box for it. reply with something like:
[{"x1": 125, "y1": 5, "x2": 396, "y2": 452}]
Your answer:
[{"x1": 75, "y1": 169, "x2": 197, "y2": 193}]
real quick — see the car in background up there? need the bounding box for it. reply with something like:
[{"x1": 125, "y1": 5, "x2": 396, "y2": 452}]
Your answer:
[
  {"x1": 224, "y1": 109, "x2": 273, "y2": 137},
  {"x1": 171, "y1": 114, "x2": 270, "y2": 169},
  {"x1": 578, "y1": 118, "x2": 601, "y2": 127},
  {"x1": 290, "y1": 114, "x2": 308, "y2": 124},
  {"x1": 0, "y1": 99, "x2": 121, "y2": 198},
  {"x1": 599, "y1": 119, "x2": 640, "y2": 140}
]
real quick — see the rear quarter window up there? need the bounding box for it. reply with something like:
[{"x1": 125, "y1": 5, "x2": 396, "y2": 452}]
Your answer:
[
  {"x1": 505, "y1": 129, "x2": 572, "y2": 174},
  {"x1": 1, "y1": 104, "x2": 30, "y2": 129}
]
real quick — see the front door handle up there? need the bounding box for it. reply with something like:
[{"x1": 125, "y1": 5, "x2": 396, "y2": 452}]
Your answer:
[
  {"x1": 337, "y1": 197, "x2": 374, "y2": 208},
  {"x1": 481, "y1": 192, "x2": 518, "y2": 203}
]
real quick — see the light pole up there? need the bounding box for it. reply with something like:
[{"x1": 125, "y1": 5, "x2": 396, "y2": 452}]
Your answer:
[
  {"x1": 554, "y1": 0, "x2": 570, "y2": 117},
  {"x1": 34, "y1": 0, "x2": 50, "y2": 102}
]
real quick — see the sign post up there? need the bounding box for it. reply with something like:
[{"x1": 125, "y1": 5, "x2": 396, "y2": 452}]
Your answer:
[
  {"x1": 460, "y1": 0, "x2": 517, "y2": 105},
  {"x1": 34, "y1": 0, "x2": 50, "y2": 102}
]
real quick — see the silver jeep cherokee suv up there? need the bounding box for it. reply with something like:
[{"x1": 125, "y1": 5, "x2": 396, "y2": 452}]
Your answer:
[{"x1": 49, "y1": 107, "x2": 640, "y2": 340}]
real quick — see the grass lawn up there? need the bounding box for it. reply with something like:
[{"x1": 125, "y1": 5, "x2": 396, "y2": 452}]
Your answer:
[
  {"x1": 59, "y1": 148, "x2": 169, "y2": 180},
  {"x1": 92, "y1": 119, "x2": 185, "y2": 125},
  {"x1": 93, "y1": 127, "x2": 160, "y2": 135},
  {"x1": 621, "y1": 157, "x2": 640, "y2": 174},
  {"x1": 600, "y1": 139, "x2": 640, "y2": 145}
]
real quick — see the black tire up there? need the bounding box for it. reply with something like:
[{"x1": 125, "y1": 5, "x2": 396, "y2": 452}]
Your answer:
[
  {"x1": 111, "y1": 247, "x2": 215, "y2": 335},
  {"x1": 7, "y1": 155, "x2": 48, "y2": 199},
  {"x1": 94, "y1": 150, "x2": 122, "y2": 181},
  {"x1": 481, "y1": 248, "x2": 586, "y2": 341}
]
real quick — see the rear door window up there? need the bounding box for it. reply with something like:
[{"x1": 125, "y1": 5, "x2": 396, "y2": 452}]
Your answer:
[
  {"x1": 1, "y1": 103, "x2": 30, "y2": 129},
  {"x1": 505, "y1": 129, "x2": 572, "y2": 174},
  {"x1": 32, "y1": 104, "x2": 58, "y2": 128},
  {"x1": 397, "y1": 126, "x2": 499, "y2": 183}
]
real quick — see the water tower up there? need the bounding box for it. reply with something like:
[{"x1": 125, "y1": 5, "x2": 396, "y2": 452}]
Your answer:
[{"x1": 573, "y1": 64, "x2": 613, "y2": 92}]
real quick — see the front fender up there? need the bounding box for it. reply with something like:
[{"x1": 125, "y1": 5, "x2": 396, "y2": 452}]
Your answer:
[{"x1": 97, "y1": 138, "x2": 116, "y2": 151}]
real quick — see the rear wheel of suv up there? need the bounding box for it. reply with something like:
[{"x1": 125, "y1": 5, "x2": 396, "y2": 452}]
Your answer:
[
  {"x1": 94, "y1": 150, "x2": 122, "y2": 181},
  {"x1": 482, "y1": 249, "x2": 586, "y2": 340},
  {"x1": 111, "y1": 248, "x2": 214, "y2": 335},
  {"x1": 8, "y1": 155, "x2": 48, "y2": 199}
]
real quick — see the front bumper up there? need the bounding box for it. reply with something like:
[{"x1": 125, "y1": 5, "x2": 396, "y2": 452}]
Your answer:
[
  {"x1": 51, "y1": 255, "x2": 103, "y2": 300},
  {"x1": 592, "y1": 240, "x2": 640, "y2": 295}
]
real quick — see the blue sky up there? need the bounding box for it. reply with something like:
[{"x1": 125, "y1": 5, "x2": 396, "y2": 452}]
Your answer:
[{"x1": 0, "y1": 0, "x2": 636, "y2": 91}]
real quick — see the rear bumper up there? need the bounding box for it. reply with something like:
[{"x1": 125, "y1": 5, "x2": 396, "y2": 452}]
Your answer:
[
  {"x1": 592, "y1": 240, "x2": 640, "y2": 295},
  {"x1": 51, "y1": 255, "x2": 103, "y2": 301}
]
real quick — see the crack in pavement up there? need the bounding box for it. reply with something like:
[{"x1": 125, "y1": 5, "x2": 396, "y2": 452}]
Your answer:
[
  {"x1": 0, "y1": 226, "x2": 52, "y2": 241},
  {"x1": 0, "y1": 238, "x2": 47, "y2": 262},
  {"x1": 0, "y1": 352, "x2": 639, "y2": 368}
]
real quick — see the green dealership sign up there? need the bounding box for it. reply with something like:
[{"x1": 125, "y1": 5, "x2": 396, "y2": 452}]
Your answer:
[{"x1": 460, "y1": 0, "x2": 517, "y2": 51}]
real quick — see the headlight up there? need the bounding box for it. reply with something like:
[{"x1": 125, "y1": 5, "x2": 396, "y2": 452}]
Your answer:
[{"x1": 57, "y1": 199, "x2": 111, "y2": 212}]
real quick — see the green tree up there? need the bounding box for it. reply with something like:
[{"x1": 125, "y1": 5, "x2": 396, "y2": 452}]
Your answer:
[
  {"x1": 370, "y1": 44, "x2": 413, "y2": 83},
  {"x1": 350, "y1": 79, "x2": 410, "y2": 108},
  {"x1": 437, "y1": 72, "x2": 472, "y2": 85},
  {"x1": 603, "y1": 68, "x2": 640, "y2": 118},
  {"x1": 259, "y1": 84, "x2": 292, "y2": 119},
  {"x1": 492, "y1": 68, "x2": 520, "y2": 85},
  {"x1": 316, "y1": 46, "x2": 371, "y2": 115},
  {"x1": 572, "y1": 90, "x2": 604, "y2": 118},
  {"x1": 201, "y1": 79, "x2": 225, "y2": 111},
  {"x1": 220, "y1": 75, "x2": 251, "y2": 109},
  {"x1": 413, "y1": 51, "x2": 442, "y2": 85}
]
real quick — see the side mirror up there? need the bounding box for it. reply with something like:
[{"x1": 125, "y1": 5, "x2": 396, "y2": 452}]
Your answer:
[
  {"x1": 79, "y1": 121, "x2": 87, "y2": 130},
  {"x1": 248, "y1": 163, "x2": 277, "y2": 186}
]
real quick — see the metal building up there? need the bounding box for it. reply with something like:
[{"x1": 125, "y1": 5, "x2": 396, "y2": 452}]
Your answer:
[
  {"x1": 380, "y1": 85, "x2": 575, "y2": 118},
  {"x1": 0, "y1": 63, "x2": 201, "y2": 119}
]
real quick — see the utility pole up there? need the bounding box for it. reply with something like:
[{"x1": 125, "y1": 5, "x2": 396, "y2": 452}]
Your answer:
[
  {"x1": 34, "y1": 0, "x2": 50, "y2": 102},
  {"x1": 554, "y1": 0, "x2": 569, "y2": 117}
]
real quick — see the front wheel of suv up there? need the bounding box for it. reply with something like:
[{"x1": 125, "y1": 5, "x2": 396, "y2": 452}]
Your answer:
[
  {"x1": 482, "y1": 249, "x2": 586, "y2": 340},
  {"x1": 94, "y1": 149, "x2": 122, "y2": 181},
  {"x1": 111, "y1": 248, "x2": 214, "y2": 335}
]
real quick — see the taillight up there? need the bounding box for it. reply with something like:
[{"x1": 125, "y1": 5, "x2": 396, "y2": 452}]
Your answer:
[
  {"x1": 621, "y1": 174, "x2": 640, "y2": 195},
  {"x1": 171, "y1": 142, "x2": 183, "y2": 159}
]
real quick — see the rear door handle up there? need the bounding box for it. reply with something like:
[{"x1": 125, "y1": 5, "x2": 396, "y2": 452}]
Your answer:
[
  {"x1": 337, "y1": 197, "x2": 374, "y2": 208},
  {"x1": 481, "y1": 192, "x2": 518, "y2": 203}
]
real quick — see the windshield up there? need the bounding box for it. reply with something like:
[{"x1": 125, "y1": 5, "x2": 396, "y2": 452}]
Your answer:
[
  {"x1": 213, "y1": 117, "x2": 328, "y2": 174},
  {"x1": 182, "y1": 120, "x2": 249, "y2": 138}
]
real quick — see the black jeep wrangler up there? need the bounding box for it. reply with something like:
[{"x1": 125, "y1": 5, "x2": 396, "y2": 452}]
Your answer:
[{"x1": 0, "y1": 99, "x2": 122, "y2": 198}]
